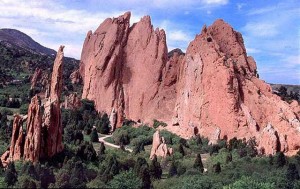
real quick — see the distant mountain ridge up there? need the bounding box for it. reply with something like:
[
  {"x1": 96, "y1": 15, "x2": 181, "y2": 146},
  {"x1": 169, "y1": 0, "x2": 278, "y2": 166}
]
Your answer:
[{"x1": 0, "y1": 28, "x2": 56, "y2": 55}]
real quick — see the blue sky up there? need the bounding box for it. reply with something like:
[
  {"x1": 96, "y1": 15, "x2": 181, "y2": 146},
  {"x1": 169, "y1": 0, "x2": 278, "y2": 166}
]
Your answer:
[{"x1": 0, "y1": 0, "x2": 299, "y2": 84}]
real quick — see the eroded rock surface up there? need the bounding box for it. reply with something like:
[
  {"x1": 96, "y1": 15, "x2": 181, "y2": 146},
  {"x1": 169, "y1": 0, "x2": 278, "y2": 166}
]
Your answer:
[
  {"x1": 1, "y1": 46, "x2": 65, "y2": 166},
  {"x1": 64, "y1": 93, "x2": 81, "y2": 110},
  {"x1": 150, "y1": 131, "x2": 172, "y2": 159},
  {"x1": 80, "y1": 13, "x2": 300, "y2": 155}
]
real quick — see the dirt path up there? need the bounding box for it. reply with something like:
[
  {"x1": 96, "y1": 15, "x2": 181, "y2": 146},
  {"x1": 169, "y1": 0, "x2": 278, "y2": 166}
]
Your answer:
[{"x1": 99, "y1": 135, "x2": 133, "y2": 152}]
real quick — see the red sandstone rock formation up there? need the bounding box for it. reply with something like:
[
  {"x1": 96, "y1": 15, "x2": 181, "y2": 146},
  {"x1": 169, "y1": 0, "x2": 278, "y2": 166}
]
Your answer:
[
  {"x1": 31, "y1": 68, "x2": 42, "y2": 89},
  {"x1": 30, "y1": 68, "x2": 49, "y2": 91},
  {"x1": 80, "y1": 12, "x2": 177, "y2": 129},
  {"x1": 23, "y1": 95, "x2": 42, "y2": 162},
  {"x1": 64, "y1": 93, "x2": 81, "y2": 110},
  {"x1": 1, "y1": 46, "x2": 65, "y2": 166},
  {"x1": 0, "y1": 115, "x2": 25, "y2": 166},
  {"x1": 80, "y1": 13, "x2": 300, "y2": 155},
  {"x1": 70, "y1": 69, "x2": 82, "y2": 84},
  {"x1": 43, "y1": 45, "x2": 64, "y2": 157},
  {"x1": 150, "y1": 131, "x2": 172, "y2": 159},
  {"x1": 172, "y1": 20, "x2": 300, "y2": 155}
]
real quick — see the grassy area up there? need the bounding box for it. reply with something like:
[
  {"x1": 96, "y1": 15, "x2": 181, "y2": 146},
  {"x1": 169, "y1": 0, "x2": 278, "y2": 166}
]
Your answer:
[
  {"x1": 103, "y1": 136, "x2": 114, "y2": 144},
  {"x1": 0, "y1": 106, "x2": 20, "y2": 114}
]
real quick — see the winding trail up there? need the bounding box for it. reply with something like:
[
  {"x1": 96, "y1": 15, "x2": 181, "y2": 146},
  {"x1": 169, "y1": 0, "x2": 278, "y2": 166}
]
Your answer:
[{"x1": 98, "y1": 134, "x2": 132, "y2": 152}]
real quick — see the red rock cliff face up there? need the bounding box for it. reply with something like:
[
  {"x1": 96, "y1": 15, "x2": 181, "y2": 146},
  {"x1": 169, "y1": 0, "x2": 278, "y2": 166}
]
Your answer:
[
  {"x1": 80, "y1": 13, "x2": 300, "y2": 155},
  {"x1": 80, "y1": 12, "x2": 175, "y2": 129},
  {"x1": 173, "y1": 20, "x2": 300, "y2": 155}
]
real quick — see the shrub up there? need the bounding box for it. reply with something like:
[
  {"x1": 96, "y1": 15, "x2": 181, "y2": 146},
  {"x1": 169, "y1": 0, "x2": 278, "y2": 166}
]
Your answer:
[
  {"x1": 149, "y1": 155, "x2": 162, "y2": 179},
  {"x1": 153, "y1": 119, "x2": 167, "y2": 129},
  {"x1": 108, "y1": 170, "x2": 142, "y2": 189},
  {"x1": 223, "y1": 176, "x2": 275, "y2": 189},
  {"x1": 194, "y1": 154, "x2": 204, "y2": 173},
  {"x1": 90, "y1": 129, "x2": 99, "y2": 142},
  {"x1": 19, "y1": 103, "x2": 29, "y2": 114},
  {"x1": 168, "y1": 161, "x2": 177, "y2": 177}
]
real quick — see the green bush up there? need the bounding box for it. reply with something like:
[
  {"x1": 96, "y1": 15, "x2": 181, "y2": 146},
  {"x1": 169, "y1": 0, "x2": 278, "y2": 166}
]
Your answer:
[
  {"x1": 153, "y1": 119, "x2": 167, "y2": 129},
  {"x1": 19, "y1": 103, "x2": 29, "y2": 114},
  {"x1": 223, "y1": 176, "x2": 275, "y2": 189},
  {"x1": 90, "y1": 129, "x2": 99, "y2": 143}
]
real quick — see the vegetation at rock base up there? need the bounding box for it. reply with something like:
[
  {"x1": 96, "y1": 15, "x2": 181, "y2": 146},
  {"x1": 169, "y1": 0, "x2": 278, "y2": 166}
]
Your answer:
[{"x1": 0, "y1": 98, "x2": 300, "y2": 189}]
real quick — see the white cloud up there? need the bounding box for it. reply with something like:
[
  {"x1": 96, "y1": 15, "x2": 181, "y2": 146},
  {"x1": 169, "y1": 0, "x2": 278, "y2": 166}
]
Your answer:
[
  {"x1": 169, "y1": 30, "x2": 191, "y2": 42},
  {"x1": 202, "y1": 0, "x2": 228, "y2": 5},
  {"x1": 243, "y1": 22, "x2": 279, "y2": 37}
]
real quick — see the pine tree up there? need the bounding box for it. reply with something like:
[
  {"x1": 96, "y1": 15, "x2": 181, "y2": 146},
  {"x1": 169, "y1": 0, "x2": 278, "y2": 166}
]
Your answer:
[
  {"x1": 90, "y1": 128, "x2": 99, "y2": 142},
  {"x1": 178, "y1": 144, "x2": 185, "y2": 156},
  {"x1": 149, "y1": 155, "x2": 162, "y2": 179},
  {"x1": 226, "y1": 153, "x2": 233, "y2": 163},
  {"x1": 139, "y1": 166, "x2": 151, "y2": 189},
  {"x1": 168, "y1": 161, "x2": 177, "y2": 177},
  {"x1": 193, "y1": 154, "x2": 204, "y2": 173},
  {"x1": 213, "y1": 162, "x2": 221, "y2": 174},
  {"x1": 195, "y1": 135, "x2": 202, "y2": 145},
  {"x1": 4, "y1": 162, "x2": 18, "y2": 186},
  {"x1": 286, "y1": 163, "x2": 300, "y2": 181},
  {"x1": 98, "y1": 142, "x2": 106, "y2": 156},
  {"x1": 134, "y1": 157, "x2": 148, "y2": 175},
  {"x1": 275, "y1": 152, "x2": 286, "y2": 168}
]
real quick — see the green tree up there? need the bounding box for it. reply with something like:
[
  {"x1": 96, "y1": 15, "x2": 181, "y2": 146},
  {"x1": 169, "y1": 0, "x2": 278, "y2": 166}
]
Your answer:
[
  {"x1": 139, "y1": 166, "x2": 151, "y2": 189},
  {"x1": 286, "y1": 163, "x2": 299, "y2": 181},
  {"x1": 40, "y1": 165, "x2": 55, "y2": 189},
  {"x1": 104, "y1": 155, "x2": 120, "y2": 176},
  {"x1": 149, "y1": 155, "x2": 162, "y2": 179},
  {"x1": 223, "y1": 176, "x2": 275, "y2": 189},
  {"x1": 168, "y1": 161, "x2": 177, "y2": 177},
  {"x1": 90, "y1": 128, "x2": 99, "y2": 142},
  {"x1": 96, "y1": 113, "x2": 110, "y2": 134},
  {"x1": 213, "y1": 162, "x2": 221, "y2": 174},
  {"x1": 109, "y1": 170, "x2": 142, "y2": 189},
  {"x1": 275, "y1": 152, "x2": 286, "y2": 168},
  {"x1": 134, "y1": 157, "x2": 148, "y2": 175},
  {"x1": 98, "y1": 142, "x2": 106, "y2": 156},
  {"x1": 4, "y1": 162, "x2": 18, "y2": 186},
  {"x1": 193, "y1": 154, "x2": 204, "y2": 173},
  {"x1": 15, "y1": 175, "x2": 37, "y2": 189},
  {"x1": 178, "y1": 144, "x2": 185, "y2": 156}
]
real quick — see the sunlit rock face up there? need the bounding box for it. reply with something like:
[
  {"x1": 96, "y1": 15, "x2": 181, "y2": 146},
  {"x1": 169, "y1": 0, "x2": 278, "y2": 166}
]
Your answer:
[{"x1": 80, "y1": 13, "x2": 300, "y2": 155}]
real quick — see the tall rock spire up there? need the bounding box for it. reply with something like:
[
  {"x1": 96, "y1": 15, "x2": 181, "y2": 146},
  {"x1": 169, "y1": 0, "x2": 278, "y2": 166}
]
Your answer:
[
  {"x1": 1, "y1": 46, "x2": 65, "y2": 166},
  {"x1": 43, "y1": 45, "x2": 64, "y2": 157}
]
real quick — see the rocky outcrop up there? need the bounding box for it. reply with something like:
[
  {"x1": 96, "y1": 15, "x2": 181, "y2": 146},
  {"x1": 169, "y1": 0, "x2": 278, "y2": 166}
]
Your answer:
[
  {"x1": 80, "y1": 13, "x2": 300, "y2": 155},
  {"x1": 70, "y1": 69, "x2": 82, "y2": 84},
  {"x1": 64, "y1": 93, "x2": 81, "y2": 110},
  {"x1": 150, "y1": 131, "x2": 172, "y2": 159},
  {"x1": 257, "y1": 123, "x2": 279, "y2": 155},
  {"x1": 1, "y1": 46, "x2": 65, "y2": 166},
  {"x1": 172, "y1": 19, "x2": 300, "y2": 155},
  {"x1": 0, "y1": 115, "x2": 25, "y2": 167},
  {"x1": 23, "y1": 95, "x2": 42, "y2": 162},
  {"x1": 31, "y1": 68, "x2": 42, "y2": 89},
  {"x1": 80, "y1": 12, "x2": 172, "y2": 128},
  {"x1": 30, "y1": 68, "x2": 49, "y2": 91},
  {"x1": 42, "y1": 45, "x2": 64, "y2": 157}
]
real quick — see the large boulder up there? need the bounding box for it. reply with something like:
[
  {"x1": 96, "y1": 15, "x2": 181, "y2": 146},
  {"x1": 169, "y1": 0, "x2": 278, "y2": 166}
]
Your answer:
[{"x1": 150, "y1": 131, "x2": 172, "y2": 159}]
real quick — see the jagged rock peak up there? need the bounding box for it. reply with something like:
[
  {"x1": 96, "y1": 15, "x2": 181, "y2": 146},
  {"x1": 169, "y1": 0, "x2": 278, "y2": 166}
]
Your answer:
[
  {"x1": 79, "y1": 12, "x2": 300, "y2": 156},
  {"x1": 49, "y1": 45, "x2": 64, "y2": 101},
  {"x1": 1, "y1": 46, "x2": 65, "y2": 166}
]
